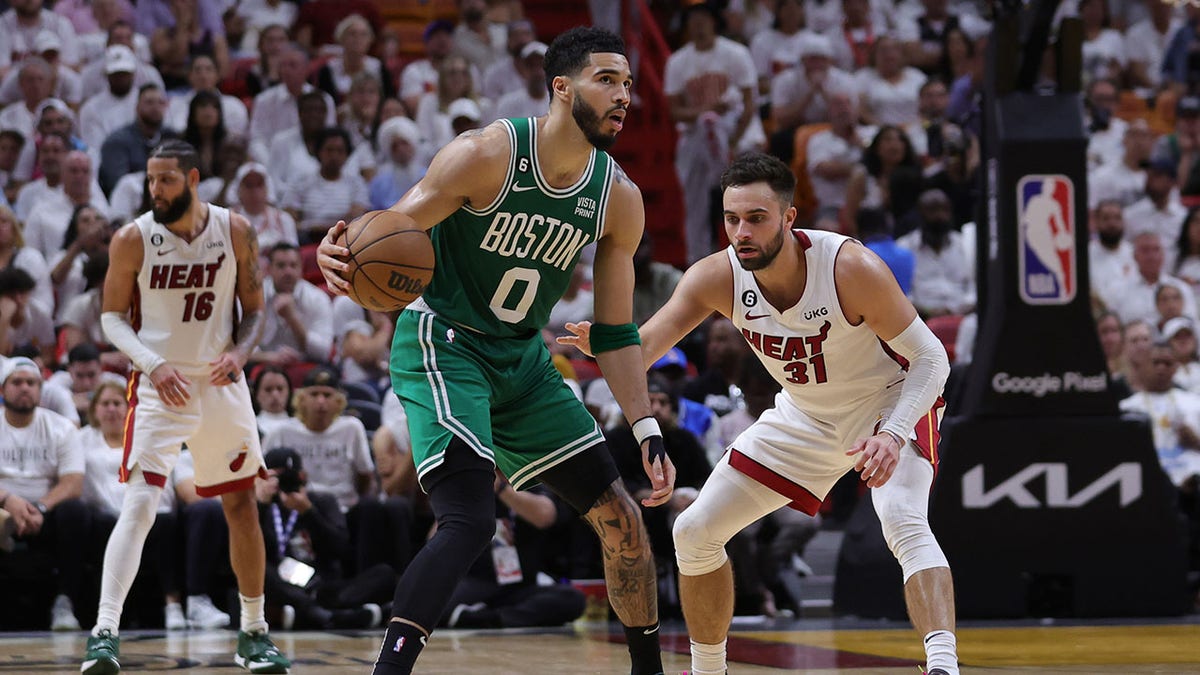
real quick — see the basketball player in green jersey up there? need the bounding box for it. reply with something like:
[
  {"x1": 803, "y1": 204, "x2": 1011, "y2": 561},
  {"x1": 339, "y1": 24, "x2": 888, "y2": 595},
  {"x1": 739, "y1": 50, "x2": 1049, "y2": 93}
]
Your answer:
[{"x1": 317, "y1": 27, "x2": 675, "y2": 675}]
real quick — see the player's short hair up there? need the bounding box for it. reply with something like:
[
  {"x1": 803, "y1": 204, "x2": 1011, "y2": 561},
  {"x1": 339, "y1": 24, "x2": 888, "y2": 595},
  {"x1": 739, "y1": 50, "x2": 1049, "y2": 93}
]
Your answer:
[
  {"x1": 544, "y1": 26, "x2": 626, "y2": 94},
  {"x1": 720, "y1": 152, "x2": 796, "y2": 206},
  {"x1": 149, "y1": 139, "x2": 200, "y2": 174},
  {"x1": 267, "y1": 242, "x2": 299, "y2": 263},
  {"x1": 314, "y1": 126, "x2": 352, "y2": 155}
]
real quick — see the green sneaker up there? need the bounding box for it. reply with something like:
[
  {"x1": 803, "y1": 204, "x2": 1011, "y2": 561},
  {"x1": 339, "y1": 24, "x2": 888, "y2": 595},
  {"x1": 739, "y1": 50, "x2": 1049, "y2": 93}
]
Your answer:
[
  {"x1": 80, "y1": 629, "x2": 120, "y2": 674},
  {"x1": 234, "y1": 630, "x2": 290, "y2": 673}
]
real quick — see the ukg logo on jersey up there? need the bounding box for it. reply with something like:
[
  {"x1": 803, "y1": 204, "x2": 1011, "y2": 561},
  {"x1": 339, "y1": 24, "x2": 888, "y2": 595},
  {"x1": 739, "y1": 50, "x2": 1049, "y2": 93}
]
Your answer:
[{"x1": 1016, "y1": 175, "x2": 1075, "y2": 305}]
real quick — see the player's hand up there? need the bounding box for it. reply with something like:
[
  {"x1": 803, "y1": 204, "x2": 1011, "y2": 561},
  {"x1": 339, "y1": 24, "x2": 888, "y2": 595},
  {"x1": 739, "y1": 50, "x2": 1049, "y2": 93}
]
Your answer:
[
  {"x1": 149, "y1": 363, "x2": 192, "y2": 407},
  {"x1": 640, "y1": 436, "x2": 676, "y2": 507},
  {"x1": 208, "y1": 351, "x2": 244, "y2": 386},
  {"x1": 846, "y1": 432, "x2": 901, "y2": 488},
  {"x1": 556, "y1": 321, "x2": 594, "y2": 357},
  {"x1": 317, "y1": 220, "x2": 352, "y2": 295}
]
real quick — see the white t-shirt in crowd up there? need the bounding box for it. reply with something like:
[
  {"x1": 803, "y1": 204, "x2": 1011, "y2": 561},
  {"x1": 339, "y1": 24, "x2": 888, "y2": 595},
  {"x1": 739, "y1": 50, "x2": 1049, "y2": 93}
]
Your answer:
[
  {"x1": 81, "y1": 426, "x2": 191, "y2": 515},
  {"x1": 261, "y1": 416, "x2": 374, "y2": 512},
  {"x1": 854, "y1": 66, "x2": 927, "y2": 126},
  {"x1": 0, "y1": 407, "x2": 83, "y2": 502}
]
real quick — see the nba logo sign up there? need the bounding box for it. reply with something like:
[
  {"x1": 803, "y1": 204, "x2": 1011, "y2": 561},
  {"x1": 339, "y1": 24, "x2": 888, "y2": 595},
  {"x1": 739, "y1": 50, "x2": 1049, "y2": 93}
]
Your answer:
[{"x1": 1016, "y1": 175, "x2": 1076, "y2": 305}]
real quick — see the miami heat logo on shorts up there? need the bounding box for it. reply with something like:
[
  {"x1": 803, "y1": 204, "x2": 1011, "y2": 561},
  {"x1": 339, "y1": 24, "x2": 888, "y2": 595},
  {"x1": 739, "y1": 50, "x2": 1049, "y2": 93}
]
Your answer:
[
  {"x1": 227, "y1": 443, "x2": 250, "y2": 472},
  {"x1": 1016, "y1": 174, "x2": 1076, "y2": 305}
]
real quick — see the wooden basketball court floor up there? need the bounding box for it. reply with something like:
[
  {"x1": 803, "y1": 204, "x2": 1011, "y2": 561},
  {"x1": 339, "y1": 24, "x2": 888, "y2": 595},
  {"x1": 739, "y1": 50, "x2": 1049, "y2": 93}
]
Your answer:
[{"x1": 4, "y1": 616, "x2": 1200, "y2": 674}]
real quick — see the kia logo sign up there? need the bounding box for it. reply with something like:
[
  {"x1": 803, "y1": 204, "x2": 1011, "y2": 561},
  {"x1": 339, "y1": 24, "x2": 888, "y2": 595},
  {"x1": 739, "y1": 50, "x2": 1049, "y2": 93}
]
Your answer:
[{"x1": 962, "y1": 462, "x2": 1142, "y2": 508}]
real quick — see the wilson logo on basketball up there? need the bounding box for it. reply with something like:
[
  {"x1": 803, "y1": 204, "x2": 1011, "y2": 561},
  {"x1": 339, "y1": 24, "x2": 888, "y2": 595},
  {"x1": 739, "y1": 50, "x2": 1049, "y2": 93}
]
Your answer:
[{"x1": 387, "y1": 271, "x2": 426, "y2": 294}]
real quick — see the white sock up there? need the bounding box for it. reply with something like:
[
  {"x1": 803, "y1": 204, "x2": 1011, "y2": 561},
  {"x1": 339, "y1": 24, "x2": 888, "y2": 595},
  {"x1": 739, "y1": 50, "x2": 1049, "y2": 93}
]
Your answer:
[
  {"x1": 95, "y1": 477, "x2": 163, "y2": 636},
  {"x1": 924, "y1": 630, "x2": 958, "y2": 674},
  {"x1": 690, "y1": 638, "x2": 727, "y2": 675},
  {"x1": 240, "y1": 593, "x2": 267, "y2": 633}
]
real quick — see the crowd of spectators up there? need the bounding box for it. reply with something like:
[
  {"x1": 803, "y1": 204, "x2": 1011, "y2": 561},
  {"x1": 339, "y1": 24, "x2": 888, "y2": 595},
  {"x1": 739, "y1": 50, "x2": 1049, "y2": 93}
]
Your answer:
[{"x1": 2, "y1": 0, "x2": 1200, "y2": 632}]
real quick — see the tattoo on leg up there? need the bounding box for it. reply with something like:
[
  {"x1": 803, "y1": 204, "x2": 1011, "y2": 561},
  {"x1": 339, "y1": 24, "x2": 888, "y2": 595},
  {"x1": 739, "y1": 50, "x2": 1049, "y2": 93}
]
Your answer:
[{"x1": 584, "y1": 482, "x2": 658, "y2": 625}]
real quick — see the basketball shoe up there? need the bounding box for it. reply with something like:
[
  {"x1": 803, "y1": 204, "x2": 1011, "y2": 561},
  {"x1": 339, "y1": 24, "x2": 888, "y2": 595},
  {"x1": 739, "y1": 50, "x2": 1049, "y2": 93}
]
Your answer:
[
  {"x1": 80, "y1": 629, "x2": 119, "y2": 675},
  {"x1": 235, "y1": 629, "x2": 291, "y2": 673}
]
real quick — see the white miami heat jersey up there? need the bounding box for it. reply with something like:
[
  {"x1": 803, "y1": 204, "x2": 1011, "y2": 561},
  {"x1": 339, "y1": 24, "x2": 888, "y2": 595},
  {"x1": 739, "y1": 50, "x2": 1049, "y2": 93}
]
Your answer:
[
  {"x1": 133, "y1": 206, "x2": 239, "y2": 376},
  {"x1": 729, "y1": 229, "x2": 905, "y2": 420}
]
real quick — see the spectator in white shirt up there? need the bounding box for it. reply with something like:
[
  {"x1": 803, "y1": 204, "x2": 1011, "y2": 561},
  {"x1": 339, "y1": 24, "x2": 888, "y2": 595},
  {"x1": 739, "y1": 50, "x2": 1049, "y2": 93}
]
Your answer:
[
  {"x1": 1164, "y1": 317, "x2": 1200, "y2": 392},
  {"x1": 229, "y1": 162, "x2": 297, "y2": 257},
  {"x1": 1080, "y1": 0, "x2": 1128, "y2": 84},
  {"x1": 248, "y1": 44, "x2": 336, "y2": 164},
  {"x1": 805, "y1": 91, "x2": 863, "y2": 224},
  {"x1": 252, "y1": 365, "x2": 294, "y2": 438},
  {"x1": 77, "y1": 21, "x2": 163, "y2": 101},
  {"x1": 826, "y1": 0, "x2": 888, "y2": 72},
  {"x1": 78, "y1": 45, "x2": 139, "y2": 155},
  {"x1": 316, "y1": 14, "x2": 392, "y2": 106},
  {"x1": 266, "y1": 91, "x2": 342, "y2": 193},
  {"x1": 1118, "y1": 341, "x2": 1200, "y2": 487},
  {"x1": 896, "y1": 0, "x2": 961, "y2": 75},
  {"x1": 1111, "y1": 229, "x2": 1198, "y2": 325},
  {"x1": 1124, "y1": 158, "x2": 1189, "y2": 261},
  {"x1": 0, "y1": 268, "x2": 55, "y2": 362},
  {"x1": 0, "y1": 0, "x2": 81, "y2": 74},
  {"x1": 451, "y1": 0, "x2": 508, "y2": 77},
  {"x1": 281, "y1": 127, "x2": 369, "y2": 242},
  {"x1": 1090, "y1": 199, "x2": 1137, "y2": 309},
  {"x1": 399, "y1": 19, "x2": 457, "y2": 115},
  {"x1": 24, "y1": 150, "x2": 110, "y2": 261},
  {"x1": 896, "y1": 188, "x2": 975, "y2": 317},
  {"x1": 368, "y1": 115, "x2": 426, "y2": 212},
  {"x1": 770, "y1": 33, "x2": 858, "y2": 131},
  {"x1": 1089, "y1": 119, "x2": 1153, "y2": 209},
  {"x1": 1085, "y1": 78, "x2": 1128, "y2": 170},
  {"x1": 480, "y1": 19, "x2": 534, "y2": 102},
  {"x1": 47, "y1": 203, "x2": 111, "y2": 320},
  {"x1": 252, "y1": 242, "x2": 334, "y2": 367},
  {"x1": 1125, "y1": 0, "x2": 1181, "y2": 94},
  {"x1": 666, "y1": 2, "x2": 758, "y2": 261},
  {"x1": 854, "y1": 36, "x2": 927, "y2": 126},
  {"x1": 749, "y1": 0, "x2": 812, "y2": 100},
  {"x1": 414, "y1": 54, "x2": 487, "y2": 162},
  {"x1": 490, "y1": 41, "x2": 549, "y2": 122},
  {"x1": 235, "y1": 0, "x2": 298, "y2": 55},
  {"x1": 12, "y1": 131, "x2": 68, "y2": 222},
  {"x1": 76, "y1": 8, "x2": 150, "y2": 68},
  {"x1": 0, "y1": 203, "x2": 51, "y2": 314},
  {"x1": 0, "y1": 356, "x2": 86, "y2": 630},
  {"x1": 164, "y1": 55, "x2": 248, "y2": 137},
  {"x1": 0, "y1": 58, "x2": 53, "y2": 170},
  {"x1": 55, "y1": 253, "x2": 128, "y2": 373},
  {"x1": 0, "y1": 31, "x2": 81, "y2": 108}
]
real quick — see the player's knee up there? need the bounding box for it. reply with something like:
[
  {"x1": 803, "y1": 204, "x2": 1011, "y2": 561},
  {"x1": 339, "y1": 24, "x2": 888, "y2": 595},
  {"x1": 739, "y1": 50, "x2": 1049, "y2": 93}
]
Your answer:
[
  {"x1": 876, "y1": 500, "x2": 947, "y2": 582},
  {"x1": 673, "y1": 505, "x2": 728, "y2": 577},
  {"x1": 587, "y1": 489, "x2": 651, "y2": 556},
  {"x1": 436, "y1": 500, "x2": 496, "y2": 557}
]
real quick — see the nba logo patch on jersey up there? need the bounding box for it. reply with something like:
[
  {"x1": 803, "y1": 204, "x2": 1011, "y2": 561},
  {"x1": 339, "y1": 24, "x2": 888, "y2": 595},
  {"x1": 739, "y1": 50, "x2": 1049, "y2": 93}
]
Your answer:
[{"x1": 1016, "y1": 174, "x2": 1076, "y2": 305}]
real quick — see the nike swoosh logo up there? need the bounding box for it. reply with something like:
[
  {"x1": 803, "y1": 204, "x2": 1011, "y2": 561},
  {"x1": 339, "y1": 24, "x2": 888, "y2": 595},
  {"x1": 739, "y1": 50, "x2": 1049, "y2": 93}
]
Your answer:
[
  {"x1": 511, "y1": 183, "x2": 538, "y2": 192},
  {"x1": 643, "y1": 626, "x2": 659, "y2": 635},
  {"x1": 157, "y1": 248, "x2": 176, "y2": 256},
  {"x1": 744, "y1": 311, "x2": 770, "y2": 320}
]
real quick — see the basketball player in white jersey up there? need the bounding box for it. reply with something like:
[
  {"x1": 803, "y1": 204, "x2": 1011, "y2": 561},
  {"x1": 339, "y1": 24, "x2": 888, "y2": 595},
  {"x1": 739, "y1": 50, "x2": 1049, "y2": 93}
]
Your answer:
[
  {"x1": 81, "y1": 140, "x2": 291, "y2": 675},
  {"x1": 561, "y1": 152, "x2": 959, "y2": 675}
]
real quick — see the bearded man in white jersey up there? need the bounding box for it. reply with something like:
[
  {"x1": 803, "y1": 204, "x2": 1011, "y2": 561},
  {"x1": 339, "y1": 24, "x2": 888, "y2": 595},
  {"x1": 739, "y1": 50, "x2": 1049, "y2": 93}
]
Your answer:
[
  {"x1": 562, "y1": 152, "x2": 959, "y2": 675},
  {"x1": 81, "y1": 140, "x2": 290, "y2": 675}
]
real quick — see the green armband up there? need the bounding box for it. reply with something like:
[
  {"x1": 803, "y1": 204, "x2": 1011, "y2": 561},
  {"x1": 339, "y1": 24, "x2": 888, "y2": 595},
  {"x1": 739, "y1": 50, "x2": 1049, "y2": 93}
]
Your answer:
[{"x1": 591, "y1": 322, "x2": 641, "y2": 354}]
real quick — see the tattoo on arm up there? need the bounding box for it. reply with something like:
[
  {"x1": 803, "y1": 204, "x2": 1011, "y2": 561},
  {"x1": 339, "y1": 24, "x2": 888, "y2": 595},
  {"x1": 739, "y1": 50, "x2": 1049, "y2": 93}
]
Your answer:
[
  {"x1": 243, "y1": 228, "x2": 262, "y2": 293},
  {"x1": 460, "y1": 128, "x2": 487, "y2": 138},
  {"x1": 234, "y1": 309, "x2": 266, "y2": 354}
]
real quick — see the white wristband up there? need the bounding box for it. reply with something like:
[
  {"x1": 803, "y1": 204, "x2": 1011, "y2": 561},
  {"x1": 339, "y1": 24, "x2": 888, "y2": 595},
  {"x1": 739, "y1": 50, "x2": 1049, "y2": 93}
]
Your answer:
[{"x1": 632, "y1": 416, "x2": 662, "y2": 445}]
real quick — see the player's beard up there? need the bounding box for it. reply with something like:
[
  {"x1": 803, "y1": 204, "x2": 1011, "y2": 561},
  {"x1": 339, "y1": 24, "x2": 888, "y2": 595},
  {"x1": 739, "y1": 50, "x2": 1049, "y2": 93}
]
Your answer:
[
  {"x1": 572, "y1": 95, "x2": 619, "y2": 151},
  {"x1": 738, "y1": 225, "x2": 786, "y2": 271},
  {"x1": 153, "y1": 187, "x2": 193, "y2": 224}
]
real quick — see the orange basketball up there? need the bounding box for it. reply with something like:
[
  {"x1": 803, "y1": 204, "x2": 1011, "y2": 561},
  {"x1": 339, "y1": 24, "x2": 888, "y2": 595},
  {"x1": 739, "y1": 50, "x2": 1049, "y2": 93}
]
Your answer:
[{"x1": 339, "y1": 211, "x2": 434, "y2": 312}]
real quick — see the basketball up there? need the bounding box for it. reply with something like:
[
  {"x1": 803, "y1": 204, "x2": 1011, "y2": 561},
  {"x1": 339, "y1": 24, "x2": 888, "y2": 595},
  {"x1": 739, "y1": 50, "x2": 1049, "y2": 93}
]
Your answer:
[{"x1": 339, "y1": 210, "x2": 434, "y2": 312}]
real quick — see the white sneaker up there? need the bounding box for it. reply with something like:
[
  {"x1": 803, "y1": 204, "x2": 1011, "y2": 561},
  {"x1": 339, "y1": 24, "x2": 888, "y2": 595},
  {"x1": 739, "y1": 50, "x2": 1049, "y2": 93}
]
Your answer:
[
  {"x1": 165, "y1": 602, "x2": 187, "y2": 630},
  {"x1": 186, "y1": 594, "x2": 231, "y2": 630},
  {"x1": 50, "y1": 594, "x2": 80, "y2": 631},
  {"x1": 446, "y1": 602, "x2": 486, "y2": 628}
]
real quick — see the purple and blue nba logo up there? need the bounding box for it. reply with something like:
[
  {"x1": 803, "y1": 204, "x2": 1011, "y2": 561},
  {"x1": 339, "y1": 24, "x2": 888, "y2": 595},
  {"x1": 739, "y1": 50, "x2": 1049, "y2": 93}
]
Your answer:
[{"x1": 1016, "y1": 174, "x2": 1076, "y2": 305}]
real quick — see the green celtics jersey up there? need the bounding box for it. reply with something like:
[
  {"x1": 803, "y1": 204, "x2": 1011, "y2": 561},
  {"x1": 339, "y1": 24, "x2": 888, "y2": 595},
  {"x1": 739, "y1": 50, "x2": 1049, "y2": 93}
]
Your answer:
[{"x1": 420, "y1": 117, "x2": 616, "y2": 338}]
